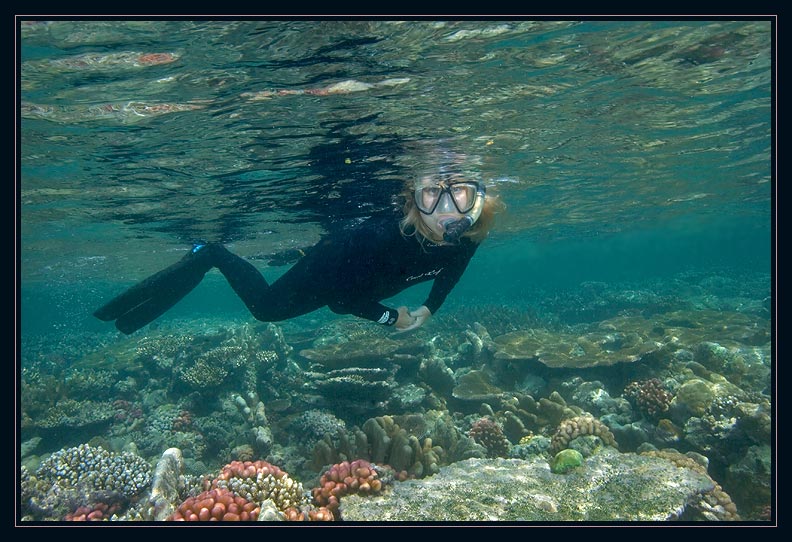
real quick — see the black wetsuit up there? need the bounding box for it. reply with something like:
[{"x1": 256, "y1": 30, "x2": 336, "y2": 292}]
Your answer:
[
  {"x1": 212, "y1": 214, "x2": 479, "y2": 326},
  {"x1": 94, "y1": 213, "x2": 479, "y2": 334}
]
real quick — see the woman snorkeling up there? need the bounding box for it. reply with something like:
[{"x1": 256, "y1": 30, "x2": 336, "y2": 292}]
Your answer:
[{"x1": 94, "y1": 171, "x2": 500, "y2": 334}]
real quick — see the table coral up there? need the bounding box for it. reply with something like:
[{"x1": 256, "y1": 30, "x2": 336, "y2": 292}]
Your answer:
[{"x1": 493, "y1": 316, "x2": 661, "y2": 368}]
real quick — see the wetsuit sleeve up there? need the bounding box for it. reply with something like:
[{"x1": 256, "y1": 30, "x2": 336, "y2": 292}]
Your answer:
[
  {"x1": 423, "y1": 244, "x2": 478, "y2": 315},
  {"x1": 334, "y1": 300, "x2": 400, "y2": 326}
]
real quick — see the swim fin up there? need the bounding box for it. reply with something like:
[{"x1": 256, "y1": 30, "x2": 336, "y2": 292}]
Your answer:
[{"x1": 93, "y1": 244, "x2": 216, "y2": 334}]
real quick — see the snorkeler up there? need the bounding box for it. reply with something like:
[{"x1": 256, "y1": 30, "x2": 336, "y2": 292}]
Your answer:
[{"x1": 93, "y1": 175, "x2": 497, "y2": 334}]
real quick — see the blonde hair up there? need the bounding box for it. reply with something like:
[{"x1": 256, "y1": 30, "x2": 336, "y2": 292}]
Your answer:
[{"x1": 399, "y1": 184, "x2": 503, "y2": 244}]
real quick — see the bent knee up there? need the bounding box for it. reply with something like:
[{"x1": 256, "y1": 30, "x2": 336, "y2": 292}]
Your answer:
[{"x1": 249, "y1": 305, "x2": 285, "y2": 322}]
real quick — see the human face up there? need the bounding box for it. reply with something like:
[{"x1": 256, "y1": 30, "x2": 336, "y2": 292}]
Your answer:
[{"x1": 414, "y1": 177, "x2": 480, "y2": 240}]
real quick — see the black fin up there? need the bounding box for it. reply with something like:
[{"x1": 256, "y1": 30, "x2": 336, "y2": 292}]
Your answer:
[{"x1": 93, "y1": 249, "x2": 213, "y2": 334}]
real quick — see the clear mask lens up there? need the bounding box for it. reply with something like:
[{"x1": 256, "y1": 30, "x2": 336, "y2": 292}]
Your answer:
[{"x1": 415, "y1": 182, "x2": 478, "y2": 214}]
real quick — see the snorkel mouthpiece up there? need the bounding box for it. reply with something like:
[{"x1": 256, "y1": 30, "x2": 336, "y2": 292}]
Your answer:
[
  {"x1": 441, "y1": 183, "x2": 486, "y2": 243},
  {"x1": 442, "y1": 216, "x2": 474, "y2": 243}
]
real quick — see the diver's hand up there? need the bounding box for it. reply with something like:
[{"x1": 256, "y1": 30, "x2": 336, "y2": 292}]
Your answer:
[
  {"x1": 394, "y1": 306, "x2": 416, "y2": 330},
  {"x1": 396, "y1": 305, "x2": 432, "y2": 333}
]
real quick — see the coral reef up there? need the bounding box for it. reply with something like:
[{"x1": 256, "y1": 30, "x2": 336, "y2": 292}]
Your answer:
[
  {"x1": 18, "y1": 271, "x2": 772, "y2": 524},
  {"x1": 23, "y1": 443, "x2": 151, "y2": 521},
  {"x1": 64, "y1": 502, "x2": 121, "y2": 521},
  {"x1": 550, "y1": 449, "x2": 584, "y2": 474},
  {"x1": 311, "y1": 414, "x2": 444, "y2": 479},
  {"x1": 641, "y1": 449, "x2": 740, "y2": 521},
  {"x1": 213, "y1": 460, "x2": 308, "y2": 514},
  {"x1": 493, "y1": 315, "x2": 662, "y2": 368},
  {"x1": 311, "y1": 459, "x2": 384, "y2": 519},
  {"x1": 624, "y1": 378, "x2": 673, "y2": 418},
  {"x1": 36, "y1": 443, "x2": 151, "y2": 498},
  {"x1": 339, "y1": 451, "x2": 716, "y2": 521},
  {"x1": 468, "y1": 417, "x2": 511, "y2": 458},
  {"x1": 550, "y1": 416, "x2": 618, "y2": 454},
  {"x1": 169, "y1": 487, "x2": 260, "y2": 521}
]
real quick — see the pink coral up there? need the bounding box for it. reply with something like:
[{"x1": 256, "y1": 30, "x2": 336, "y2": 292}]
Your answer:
[
  {"x1": 312, "y1": 459, "x2": 383, "y2": 519},
  {"x1": 174, "y1": 459, "x2": 336, "y2": 522},
  {"x1": 168, "y1": 487, "x2": 259, "y2": 521},
  {"x1": 64, "y1": 502, "x2": 120, "y2": 521},
  {"x1": 216, "y1": 459, "x2": 286, "y2": 482}
]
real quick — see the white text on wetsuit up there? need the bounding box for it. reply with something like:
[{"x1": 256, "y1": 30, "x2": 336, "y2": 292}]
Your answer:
[{"x1": 406, "y1": 268, "x2": 444, "y2": 282}]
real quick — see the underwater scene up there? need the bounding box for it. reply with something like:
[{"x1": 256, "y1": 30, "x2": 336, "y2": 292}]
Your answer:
[{"x1": 18, "y1": 19, "x2": 773, "y2": 523}]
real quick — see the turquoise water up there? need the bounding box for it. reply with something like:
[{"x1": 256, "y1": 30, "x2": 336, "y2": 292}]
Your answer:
[{"x1": 18, "y1": 19, "x2": 773, "y2": 523}]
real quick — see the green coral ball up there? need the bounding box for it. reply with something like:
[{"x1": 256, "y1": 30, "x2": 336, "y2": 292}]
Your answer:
[{"x1": 550, "y1": 449, "x2": 584, "y2": 474}]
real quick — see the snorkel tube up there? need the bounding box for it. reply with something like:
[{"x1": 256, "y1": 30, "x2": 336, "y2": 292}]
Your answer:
[{"x1": 442, "y1": 184, "x2": 486, "y2": 243}]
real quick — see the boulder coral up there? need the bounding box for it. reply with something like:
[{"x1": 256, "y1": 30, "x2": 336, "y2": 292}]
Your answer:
[{"x1": 550, "y1": 449, "x2": 584, "y2": 474}]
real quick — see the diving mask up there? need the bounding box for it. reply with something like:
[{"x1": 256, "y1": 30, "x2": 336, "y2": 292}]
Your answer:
[
  {"x1": 414, "y1": 181, "x2": 482, "y2": 215},
  {"x1": 414, "y1": 181, "x2": 486, "y2": 243}
]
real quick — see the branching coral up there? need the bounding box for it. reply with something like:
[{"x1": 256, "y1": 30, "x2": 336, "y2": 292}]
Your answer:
[
  {"x1": 624, "y1": 378, "x2": 673, "y2": 418},
  {"x1": 468, "y1": 417, "x2": 511, "y2": 458}
]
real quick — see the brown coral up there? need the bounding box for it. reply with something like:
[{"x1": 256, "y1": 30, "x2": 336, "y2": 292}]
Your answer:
[
  {"x1": 469, "y1": 417, "x2": 511, "y2": 458},
  {"x1": 550, "y1": 416, "x2": 618, "y2": 454},
  {"x1": 624, "y1": 378, "x2": 673, "y2": 418}
]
